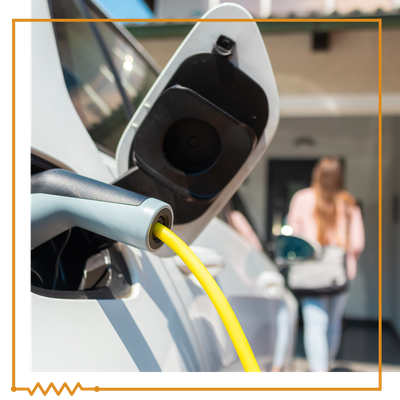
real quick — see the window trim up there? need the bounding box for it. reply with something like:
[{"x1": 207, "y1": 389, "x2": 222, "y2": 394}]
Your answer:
[
  {"x1": 88, "y1": 0, "x2": 162, "y2": 75},
  {"x1": 47, "y1": 0, "x2": 161, "y2": 157},
  {"x1": 78, "y1": 0, "x2": 135, "y2": 119}
]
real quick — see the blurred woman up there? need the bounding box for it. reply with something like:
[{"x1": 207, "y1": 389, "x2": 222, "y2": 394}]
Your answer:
[{"x1": 286, "y1": 157, "x2": 364, "y2": 372}]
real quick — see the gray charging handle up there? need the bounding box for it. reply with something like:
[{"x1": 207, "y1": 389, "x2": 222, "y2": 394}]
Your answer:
[{"x1": 31, "y1": 170, "x2": 173, "y2": 252}]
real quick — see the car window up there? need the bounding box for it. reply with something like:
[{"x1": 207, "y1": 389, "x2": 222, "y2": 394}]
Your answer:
[
  {"x1": 220, "y1": 192, "x2": 264, "y2": 244},
  {"x1": 49, "y1": 0, "x2": 157, "y2": 156}
]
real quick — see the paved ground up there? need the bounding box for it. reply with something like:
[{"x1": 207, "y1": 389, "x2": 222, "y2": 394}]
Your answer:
[
  {"x1": 292, "y1": 357, "x2": 400, "y2": 372},
  {"x1": 294, "y1": 320, "x2": 400, "y2": 371}
]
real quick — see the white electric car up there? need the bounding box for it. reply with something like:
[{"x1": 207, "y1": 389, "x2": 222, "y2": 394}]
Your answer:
[{"x1": 31, "y1": 0, "x2": 298, "y2": 372}]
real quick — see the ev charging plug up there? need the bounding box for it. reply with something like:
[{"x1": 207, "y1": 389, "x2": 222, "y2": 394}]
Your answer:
[
  {"x1": 31, "y1": 169, "x2": 173, "y2": 251},
  {"x1": 31, "y1": 169, "x2": 260, "y2": 372}
]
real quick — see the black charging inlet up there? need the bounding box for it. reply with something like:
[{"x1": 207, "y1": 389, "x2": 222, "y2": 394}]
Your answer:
[
  {"x1": 213, "y1": 35, "x2": 236, "y2": 57},
  {"x1": 163, "y1": 118, "x2": 222, "y2": 174}
]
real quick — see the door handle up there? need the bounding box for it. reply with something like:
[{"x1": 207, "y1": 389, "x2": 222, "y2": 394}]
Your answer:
[
  {"x1": 256, "y1": 271, "x2": 285, "y2": 299},
  {"x1": 174, "y1": 246, "x2": 225, "y2": 278}
]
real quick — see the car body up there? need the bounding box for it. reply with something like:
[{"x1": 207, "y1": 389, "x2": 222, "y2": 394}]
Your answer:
[{"x1": 30, "y1": 0, "x2": 297, "y2": 372}]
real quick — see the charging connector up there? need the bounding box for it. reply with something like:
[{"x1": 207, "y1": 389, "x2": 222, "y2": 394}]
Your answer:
[
  {"x1": 31, "y1": 170, "x2": 173, "y2": 252},
  {"x1": 31, "y1": 169, "x2": 259, "y2": 372}
]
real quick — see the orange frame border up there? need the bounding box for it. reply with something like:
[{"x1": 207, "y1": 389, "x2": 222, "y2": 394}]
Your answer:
[{"x1": 12, "y1": 17, "x2": 382, "y2": 395}]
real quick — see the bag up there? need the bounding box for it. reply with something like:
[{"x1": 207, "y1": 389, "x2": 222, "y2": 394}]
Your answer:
[
  {"x1": 287, "y1": 202, "x2": 351, "y2": 297},
  {"x1": 287, "y1": 246, "x2": 348, "y2": 296}
]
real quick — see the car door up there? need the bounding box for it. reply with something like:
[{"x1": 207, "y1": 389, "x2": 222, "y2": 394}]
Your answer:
[{"x1": 31, "y1": 0, "x2": 206, "y2": 372}]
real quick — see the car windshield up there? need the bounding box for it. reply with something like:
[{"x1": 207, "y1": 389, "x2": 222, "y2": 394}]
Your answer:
[{"x1": 49, "y1": 0, "x2": 157, "y2": 156}]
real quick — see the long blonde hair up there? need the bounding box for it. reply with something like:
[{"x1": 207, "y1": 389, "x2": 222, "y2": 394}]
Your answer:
[{"x1": 311, "y1": 157, "x2": 355, "y2": 246}]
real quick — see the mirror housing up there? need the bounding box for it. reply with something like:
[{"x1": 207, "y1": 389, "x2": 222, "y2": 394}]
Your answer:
[{"x1": 274, "y1": 235, "x2": 321, "y2": 266}]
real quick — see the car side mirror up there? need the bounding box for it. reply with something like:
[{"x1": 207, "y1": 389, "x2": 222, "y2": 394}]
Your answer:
[{"x1": 274, "y1": 235, "x2": 321, "y2": 266}]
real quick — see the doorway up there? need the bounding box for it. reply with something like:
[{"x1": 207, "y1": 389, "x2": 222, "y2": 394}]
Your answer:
[{"x1": 266, "y1": 159, "x2": 318, "y2": 246}]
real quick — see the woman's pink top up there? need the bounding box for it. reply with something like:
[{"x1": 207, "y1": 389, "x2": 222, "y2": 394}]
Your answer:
[{"x1": 287, "y1": 188, "x2": 365, "y2": 280}]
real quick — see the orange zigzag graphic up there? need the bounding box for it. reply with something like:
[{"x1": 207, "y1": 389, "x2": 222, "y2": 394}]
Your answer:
[{"x1": 8, "y1": 379, "x2": 101, "y2": 399}]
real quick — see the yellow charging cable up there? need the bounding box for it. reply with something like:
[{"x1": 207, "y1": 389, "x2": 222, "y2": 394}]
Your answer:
[{"x1": 153, "y1": 222, "x2": 260, "y2": 372}]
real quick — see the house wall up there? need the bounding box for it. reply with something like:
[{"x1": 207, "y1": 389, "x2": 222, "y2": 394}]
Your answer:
[
  {"x1": 137, "y1": 28, "x2": 400, "y2": 95},
  {"x1": 266, "y1": 28, "x2": 400, "y2": 95}
]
